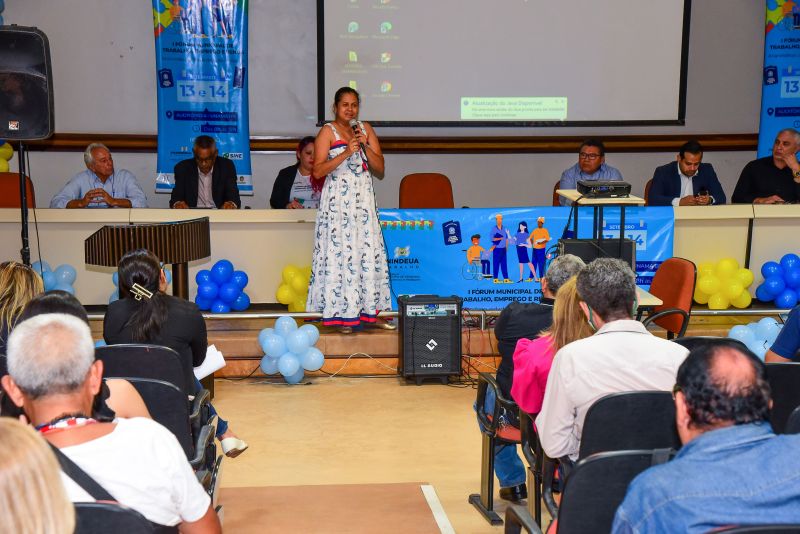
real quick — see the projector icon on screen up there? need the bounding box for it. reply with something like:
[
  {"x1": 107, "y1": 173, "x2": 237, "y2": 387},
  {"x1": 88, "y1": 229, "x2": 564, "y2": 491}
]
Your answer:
[
  {"x1": 380, "y1": 22, "x2": 392, "y2": 34},
  {"x1": 348, "y1": 22, "x2": 359, "y2": 33}
]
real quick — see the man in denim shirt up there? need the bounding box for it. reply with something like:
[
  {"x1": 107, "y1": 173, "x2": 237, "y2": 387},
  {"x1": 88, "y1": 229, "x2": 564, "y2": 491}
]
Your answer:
[
  {"x1": 557, "y1": 139, "x2": 623, "y2": 206},
  {"x1": 613, "y1": 340, "x2": 800, "y2": 533}
]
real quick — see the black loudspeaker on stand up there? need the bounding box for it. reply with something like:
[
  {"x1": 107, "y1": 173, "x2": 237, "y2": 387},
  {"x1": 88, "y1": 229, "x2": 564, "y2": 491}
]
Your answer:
[
  {"x1": 0, "y1": 25, "x2": 55, "y2": 265},
  {"x1": 398, "y1": 295, "x2": 462, "y2": 385}
]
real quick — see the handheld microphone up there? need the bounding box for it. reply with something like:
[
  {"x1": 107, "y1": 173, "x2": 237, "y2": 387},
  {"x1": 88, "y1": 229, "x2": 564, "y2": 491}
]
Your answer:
[{"x1": 349, "y1": 118, "x2": 367, "y2": 156}]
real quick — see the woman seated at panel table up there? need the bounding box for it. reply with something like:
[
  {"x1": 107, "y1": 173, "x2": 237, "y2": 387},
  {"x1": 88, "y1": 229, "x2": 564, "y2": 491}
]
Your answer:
[{"x1": 270, "y1": 136, "x2": 325, "y2": 209}]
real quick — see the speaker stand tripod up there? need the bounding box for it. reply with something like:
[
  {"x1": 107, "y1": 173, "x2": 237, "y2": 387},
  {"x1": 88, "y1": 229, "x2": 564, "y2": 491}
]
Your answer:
[{"x1": 17, "y1": 141, "x2": 31, "y2": 266}]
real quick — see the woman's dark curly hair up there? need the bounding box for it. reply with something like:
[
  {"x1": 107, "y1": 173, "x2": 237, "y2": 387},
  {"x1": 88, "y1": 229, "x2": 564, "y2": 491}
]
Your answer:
[{"x1": 676, "y1": 339, "x2": 771, "y2": 428}]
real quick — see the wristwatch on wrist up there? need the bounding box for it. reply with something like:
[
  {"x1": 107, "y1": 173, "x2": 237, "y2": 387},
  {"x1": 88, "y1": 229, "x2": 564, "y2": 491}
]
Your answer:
[{"x1": 794, "y1": 169, "x2": 800, "y2": 181}]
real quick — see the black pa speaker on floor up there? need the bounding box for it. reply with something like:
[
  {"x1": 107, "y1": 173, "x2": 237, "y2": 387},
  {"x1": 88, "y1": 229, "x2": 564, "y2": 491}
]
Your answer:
[
  {"x1": 558, "y1": 238, "x2": 636, "y2": 270},
  {"x1": 0, "y1": 26, "x2": 54, "y2": 140},
  {"x1": 398, "y1": 295, "x2": 462, "y2": 385}
]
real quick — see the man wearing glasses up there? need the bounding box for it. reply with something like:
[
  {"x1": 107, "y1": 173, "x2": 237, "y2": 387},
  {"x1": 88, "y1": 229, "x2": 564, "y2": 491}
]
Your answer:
[
  {"x1": 170, "y1": 135, "x2": 241, "y2": 209},
  {"x1": 558, "y1": 138, "x2": 623, "y2": 206}
]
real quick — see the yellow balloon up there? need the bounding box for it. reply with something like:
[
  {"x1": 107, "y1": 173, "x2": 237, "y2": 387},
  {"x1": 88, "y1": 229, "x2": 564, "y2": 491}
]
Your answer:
[
  {"x1": 723, "y1": 281, "x2": 744, "y2": 300},
  {"x1": 290, "y1": 274, "x2": 309, "y2": 294},
  {"x1": 731, "y1": 290, "x2": 752, "y2": 309},
  {"x1": 693, "y1": 288, "x2": 710, "y2": 304},
  {"x1": 707, "y1": 292, "x2": 730, "y2": 310},
  {"x1": 0, "y1": 159, "x2": 8, "y2": 173},
  {"x1": 697, "y1": 275, "x2": 721, "y2": 295},
  {"x1": 734, "y1": 268, "x2": 754, "y2": 288},
  {"x1": 715, "y1": 258, "x2": 739, "y2": 280},
  {"x1": 0, "y1": 142, "x2": 12, "y2": 161},
  {"x1": 282, "y1": 265, "x2": 300, "y2": 285},
  {"x1": 276, "y1": 283, "x2": 296, "y2": 305},
  {"x1": 303, "y1": 265, "x2": 313, "y2": 278},
  {"x1": 290, "y1": 298, "x2": 306, "y2": 312},
  {"x1": 697, "y1": 262, "x2": 715, "y2": 277}
]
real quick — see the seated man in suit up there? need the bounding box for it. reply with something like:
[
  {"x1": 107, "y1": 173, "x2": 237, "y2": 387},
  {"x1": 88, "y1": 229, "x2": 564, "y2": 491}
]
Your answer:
[
  {"x1": 170, "y1": 135, "x2": 241, "y2": 209},
  {"x1": 648, "y1": 140, "x2": 726, "y2": 206}
]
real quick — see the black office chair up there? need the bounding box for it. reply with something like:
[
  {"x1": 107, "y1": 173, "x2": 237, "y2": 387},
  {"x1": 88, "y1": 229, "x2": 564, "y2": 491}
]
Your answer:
[
  {"x1": 766, "y1": 363, "x2": 800, "y2": 434},
  {"x1": 519, "y1": 410, "x2": 543, "y2": 528},
  {"x1": 504, "y1": 503, "x2": 542, "y2": 534},
  {"x1": 96, "y1": 344, "x2": 192, "y2": 394},
  {"x1": 542, "y1": 391, "x2": 680, "y2": 521},
  {"x1": 74, "y1": 502, "x2": 166, "y2": 534},
  {"x1": 785, "y1": 405, "x2": 800, "y2": 435}
]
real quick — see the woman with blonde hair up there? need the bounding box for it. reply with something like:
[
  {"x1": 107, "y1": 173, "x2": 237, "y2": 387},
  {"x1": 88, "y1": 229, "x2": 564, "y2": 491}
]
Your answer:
[
  {"x1": 0, "y1": 418, "x2": 75, "y2": 534},
  {"x1": 511, "y1": 276, "x2": 593, "y2": 414},
  {"x1": 0, "y1": 261, "x2": 43, "y2": 354}
]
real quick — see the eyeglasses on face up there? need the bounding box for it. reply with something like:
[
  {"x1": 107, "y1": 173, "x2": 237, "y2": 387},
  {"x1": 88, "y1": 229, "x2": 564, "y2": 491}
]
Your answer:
[{"x1": 578, "y1": 152, "x2": 601, "y2": 160}]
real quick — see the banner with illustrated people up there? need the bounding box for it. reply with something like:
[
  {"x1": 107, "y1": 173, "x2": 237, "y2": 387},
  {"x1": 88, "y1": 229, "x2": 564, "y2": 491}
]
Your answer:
[
  {"x1": 757, "y1": 2, "x2": 800, "y2": 157},
  {"x1": 152, "y1": 0, "x2": 252, "y2": 194},
  {"x1": 378, "y1": 207, "x2": 674, "y2": 310}
]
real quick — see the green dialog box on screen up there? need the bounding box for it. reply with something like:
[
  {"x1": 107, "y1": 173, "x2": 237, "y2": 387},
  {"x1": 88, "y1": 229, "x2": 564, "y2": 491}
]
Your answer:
[{"x1": 460, "y1": 97, "x2": 568, "y2": 120}]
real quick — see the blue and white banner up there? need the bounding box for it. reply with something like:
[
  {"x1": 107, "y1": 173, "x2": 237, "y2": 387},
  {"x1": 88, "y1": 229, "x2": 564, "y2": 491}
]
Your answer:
[
  {"x1": 758, "y1": 2, "x2": 800, "y2": 157},
  {"x1": 378, "y1": 207, "x2": 674, "y2": 310},
  {"x1": 152, "y1": 0, "x2": 252, "y2": 195}
]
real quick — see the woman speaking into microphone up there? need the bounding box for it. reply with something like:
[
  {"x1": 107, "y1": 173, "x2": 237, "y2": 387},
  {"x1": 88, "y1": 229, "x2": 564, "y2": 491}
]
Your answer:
[{"x1": 306, "y1": 87, "x2": 393, "y2": 334}]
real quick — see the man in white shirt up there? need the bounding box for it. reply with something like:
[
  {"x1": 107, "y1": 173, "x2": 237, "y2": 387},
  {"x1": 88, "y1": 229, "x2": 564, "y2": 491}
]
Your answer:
[
  {"x1": 648, "y1": 140, "x2": 727, "y2": 206},
  {"x1": 1, "y1": 313, "x2": 221, "y2": 533},
  {"x1": 535, "y1": 258, "x2": 688, "y2": 460}
]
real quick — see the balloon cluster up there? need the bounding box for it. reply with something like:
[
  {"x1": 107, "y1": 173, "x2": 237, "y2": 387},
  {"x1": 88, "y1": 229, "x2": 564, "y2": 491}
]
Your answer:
[
  {"x1": 755, "y1": 254, "x2": 800, "y2": 308},
  {"x1": 32, "y1": 261, "x2": 77, "y2": 295},
  {"x1": 727, "y1": 317, "x2": 783, "y2": 360},
  {"x1": 275, "y1": 265, "x2": 312, "y2": 312},
  {"x1": 259, "y1": 316, "x2": 324, "y2": 384},
  {"x1": 109, "y1": 265, "x2": 172, "y2": 304},
  {"x1": 693, "y1": 258, "x2": 755, "y2": 310},
  {"x1": 0, "y1": 140, "x2": 12, "y2": 173},
  {"x1": 194, "y1": 259, "x2": 250, "y2": 313}
]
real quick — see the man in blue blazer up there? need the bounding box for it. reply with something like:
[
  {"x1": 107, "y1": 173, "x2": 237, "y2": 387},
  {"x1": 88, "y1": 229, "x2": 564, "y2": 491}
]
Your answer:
[{"x1": 648, "y1": 140, "x2": 726, "y2": 206}]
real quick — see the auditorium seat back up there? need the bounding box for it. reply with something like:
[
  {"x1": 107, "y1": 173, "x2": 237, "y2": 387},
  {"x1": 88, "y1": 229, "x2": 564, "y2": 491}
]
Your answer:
[
  {"x1": 96, "y1": 344, "x2": 190, "y2": 394},
  {"x1": 552, "y1": 180, "x2": 561, "y2": 206},
  {"x1": 644, "y1": 178, "x2": 653, "y2": 205},
  {"x1": 643, "y1": 257, "x2": 696, "y2": 339},
  {"x1": 399, "y1": 173, "x2": 454, "y2": 208},
  {"x1": 766, "y1": 362, "x2": 800, "y2": 434},
  {"x1": 0, "y1": 172, "x2": 36, "y2": 208},
  {"x1": 74, "y1": 501, "x2": 164, "y2": 534}
]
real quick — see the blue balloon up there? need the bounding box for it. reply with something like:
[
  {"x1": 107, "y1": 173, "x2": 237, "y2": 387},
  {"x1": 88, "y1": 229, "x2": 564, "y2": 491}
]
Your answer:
[
  {"x1": 210, "y1": 300, "x2": 230, "y2": 313},
  {"x1": 218, "y1": 282, "x2": 240, "y2": 303},
  {"x1": 275, "y1": 315, "x2": 298, "y2": 337},
  {"x1": 286, "y1": 329, "x2": 311, "y2": 355},
  {"x1": 258, "y1": 327, "x2": 275, "y2": 348},
  {"x1": 285, "y1": 368, "x2": 305, "y2": 384},
  {"x1": 54, "y1": 264, "x2": 77, "y2": 285},
  {"x1": 0, "y1": 1, "x2": 5, "y2": 13},
  {"x1": 53, "y1": 282, "x2": 75, "y2": 295},
  {"x1": 31, "y1": 260, "x2": 50, "y2": 275},
  {"x1": 755, "y1": 283, "x2": 774, "y2": 302},
  {"x1": 780, "y1": 253, "x2": 800, "y2": 273},
  {"x1": 775, "y1": 288, "x2": 799, "y2": 309},
  {"x1": 109, "y1": 290, "x2": 119, "y2": 304},
  {"x1": 231, "y1": 270, "x2": 249, "y2": 290},
  {"x1": 261, "y1": 334, "x2": 286, "y2": 358},
  {"x1": 112, "y1": 271, "x2": 119, "y2": 286},
  {"x1": 728, "y1": 325, "x2": 756, "y2": 345},
  {"x1": 197, "y1": 283, "x2": 219, "y2": 301},
  {"x1": 231, "y1": 292, "x2": 250, "y2": 311},
  {"x1": 761, "y1": 261, "x2": 784, "y2": 280},
  {"x1": 298, "y1": 324, "x2": 320, "y2": 346},
  {"x1": 94, "y1": 339, "x2": 107, "y2": 348},
  {"x1": 164, "y1": 268, "x2": 172, "y2": 285},
  {"x1": 784, "y1": 268, "x2": 800, "y2": 289},
  {"x1": 259, "y1": 355, "x2": 279, "y2": 375},
  {"x1": 747, "y1": 339, "x2": 767, "y2": 360},
  {"x1": 194, "y1": 296, "x2": 212, "y2": 311},
  {"x1": 195, "y1": 269, "x2": 212, "y2": 285},
  {"x1": 211, "y1": 260, "x2": 234, "y2": 285},
  {"x1": 301, "y1": 347, "x2": 325, "y2": 372},
  {"x1": 763, "y1": 276, "x2": 786, "y2": 297},
  {"x1": 42, "y1": 271, "x2": 57, "y2": 291},
  {"x1": 278, "y1": 352, "x2": 301, "y2": 376}
]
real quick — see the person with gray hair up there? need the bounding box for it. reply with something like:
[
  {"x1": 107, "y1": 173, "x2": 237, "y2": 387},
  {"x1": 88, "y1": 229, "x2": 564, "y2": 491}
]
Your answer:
[
  {"x1": 49, "y1": 143, "x2": 148, "y2": 208},
  {"x1": 536, "y1": 258, "x2": 688, "y2": 460},
  {"x1": 1, "y1": 314, "x2": 220, "y2": 533},
  {"x1": 732, "y1": 128, "x2": 800, "y2": 204},
  {"x1": 481, "y1": 253, "x2": 586, "y2": 503}
]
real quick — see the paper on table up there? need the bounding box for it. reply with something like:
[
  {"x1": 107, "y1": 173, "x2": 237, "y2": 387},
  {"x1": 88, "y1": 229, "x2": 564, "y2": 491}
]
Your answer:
[{"x1": 194, "y1": 344, "x2": 226, "y2": 380}]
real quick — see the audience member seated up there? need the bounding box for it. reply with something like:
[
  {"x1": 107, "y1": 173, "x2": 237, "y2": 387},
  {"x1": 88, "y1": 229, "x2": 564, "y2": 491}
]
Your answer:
[
  {"x1": 0, "y1": 261, "x2": 43, "y2": 355},
  {"x1": 0, "y1": 418, "x2": 75, "y2": 534},
  {"x1": 103, "y1": 248, "x2": 248, "y2": 457},
  {"x1": 648, "y1": 140, "x2": 727, "y2": 206},
  {"x1": 49, "y1": 143, "x2": 148, "y2": 209},
  {"x1": 535, "y1": 258, "x2": 689, "y2": 460},
  {"x1": 270, "y1": 136, "x2": 325, "y2": 209},
  {"x1": 1, "y1": 314, "x2": 222, "y2": 532},
  {"x1": 511, "y1": 276, "x2": 593, "y2": 415},
  {"x1": 732, "y1": 128, "x2": 800, "y2": 204},
  {"x1": 613, "y1": 339, "x2": 800, "y2": 532},
  {"x1": 481, "y1": 253, "x2": 585, "y2": 502},
  {"x1": 170, "y1": 135, "x2": 241, "y2": 209},
  {"x1": 766, "y1": 304, "x2": 800, "y2": 362},
  {"x1": 558, "y1": 139, "x2": 623, "y2": 206}
]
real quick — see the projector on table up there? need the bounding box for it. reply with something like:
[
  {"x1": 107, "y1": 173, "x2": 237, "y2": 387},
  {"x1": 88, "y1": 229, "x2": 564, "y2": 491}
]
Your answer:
[{"x1": 576, "y1": 180, "x2": 632, "y2": 198}]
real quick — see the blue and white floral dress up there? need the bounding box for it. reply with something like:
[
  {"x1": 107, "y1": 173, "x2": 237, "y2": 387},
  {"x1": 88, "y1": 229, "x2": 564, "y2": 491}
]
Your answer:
[{"x1": 306, "y1": 122, "x2": 392, "y2": 326}]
